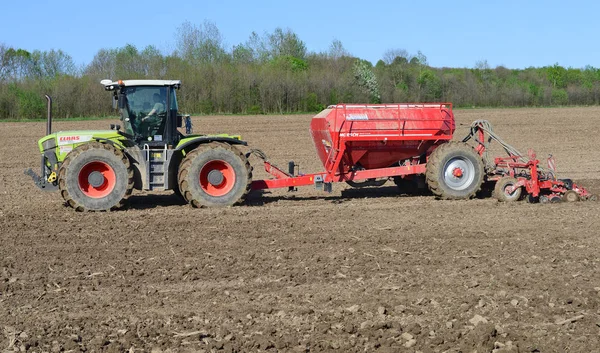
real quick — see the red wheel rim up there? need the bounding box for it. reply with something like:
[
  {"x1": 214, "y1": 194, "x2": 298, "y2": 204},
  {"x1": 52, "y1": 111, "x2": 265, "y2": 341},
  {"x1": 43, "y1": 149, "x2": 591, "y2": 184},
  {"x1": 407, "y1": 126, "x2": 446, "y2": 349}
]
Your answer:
[
  {"x1": 452, "y1": 167, "x2": 463, "y2": 178},
  {"x1": 199, "y1": 160, "x2": 235, "y2": 197},
  {"x1": 78, "y1": 161, "x2": 116, "y2": 198}
]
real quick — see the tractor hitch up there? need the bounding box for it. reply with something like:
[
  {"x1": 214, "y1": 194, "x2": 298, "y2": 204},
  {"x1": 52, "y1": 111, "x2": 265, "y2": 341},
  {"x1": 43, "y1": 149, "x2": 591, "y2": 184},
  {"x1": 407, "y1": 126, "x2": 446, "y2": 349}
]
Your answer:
[
  {"x1": 24, "y1": 168, "x2": 58, "y2": 191},
  {"x1": 25, "y1": 152, "x2": 58, "y2": 191}
]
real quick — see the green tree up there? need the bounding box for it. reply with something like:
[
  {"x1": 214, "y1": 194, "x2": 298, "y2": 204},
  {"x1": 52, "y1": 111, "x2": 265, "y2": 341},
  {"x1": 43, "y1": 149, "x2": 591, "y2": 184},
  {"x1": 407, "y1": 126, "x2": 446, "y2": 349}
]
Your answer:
[
  {"x1": 268, "y1": 28, "x2": 307, "y2": 59},
  {"x1": 547, "y1": 63, "x2": 566, "y2": 88}
]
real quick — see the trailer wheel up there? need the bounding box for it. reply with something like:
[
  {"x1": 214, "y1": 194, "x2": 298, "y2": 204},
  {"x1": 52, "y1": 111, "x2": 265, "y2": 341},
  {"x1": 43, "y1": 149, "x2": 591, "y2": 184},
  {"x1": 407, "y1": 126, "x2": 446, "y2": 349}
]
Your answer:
[
  {"x1": 346, "y1": 178, "x2": 387, "y2": 188},
  {"x1": 526, "y1": 194, "x2": 538, "y2": 203},
  {"x1": 393, "y1": 175, "x2": 426, "y2": 195},
  {"x1": 178, "y1": 142, "x2": 251, "y2": 207},
  {"x1": 562, "y1": 190, "x2": 579, "y2": 202},
  {"x1": 494, "y1": 177, "x2": 522, "y2": 202},
  {"x1": 426, "y1": 142, "x2": 484, "y2": 200},
  {"x1": 58, "y1": 142, "x2": 134, "y2": 211}
]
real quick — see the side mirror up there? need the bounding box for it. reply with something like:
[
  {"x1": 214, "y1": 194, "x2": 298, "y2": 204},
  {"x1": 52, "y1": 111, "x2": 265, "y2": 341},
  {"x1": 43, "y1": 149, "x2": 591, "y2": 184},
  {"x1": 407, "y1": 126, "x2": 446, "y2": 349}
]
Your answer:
[
  {"x1": 176, "y1": 115, "x2": 183, "y2": 128},
  {"x1": 117, "y1": 94, "x2": 126, "y2": 109},
  {"x1": 112, "y1": 95, "x2": 117, "y2": 110}
]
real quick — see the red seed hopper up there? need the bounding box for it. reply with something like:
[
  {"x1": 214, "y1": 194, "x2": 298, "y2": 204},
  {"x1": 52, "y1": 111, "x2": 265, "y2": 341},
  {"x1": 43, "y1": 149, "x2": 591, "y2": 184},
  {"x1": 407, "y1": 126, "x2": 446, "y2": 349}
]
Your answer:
[
  {"x1": 309, "y1": 104, "x2": 454, "y2": 172},
  {"x1": 250, "y1": 103, "x2": 485, "y2": 199}
]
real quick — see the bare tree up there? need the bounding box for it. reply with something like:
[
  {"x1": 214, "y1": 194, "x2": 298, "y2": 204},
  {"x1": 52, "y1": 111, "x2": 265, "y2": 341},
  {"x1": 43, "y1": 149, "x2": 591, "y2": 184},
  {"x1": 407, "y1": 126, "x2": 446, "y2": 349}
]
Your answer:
[
  {"x1": 37, "y1": 49, "x2": 77, "y2": 77},
  {"x1": 382, "y1": 48, "x2": 410, "y2": 65},
  {"x1": 328, "y1": 39, "x2": 349, "y2": 59},
  {"x1": 176, "y1": 20, "x2": 227, "y2": 63},
  {"x1": 85, "y1": 49, "x2": 116, "y2": 79}
]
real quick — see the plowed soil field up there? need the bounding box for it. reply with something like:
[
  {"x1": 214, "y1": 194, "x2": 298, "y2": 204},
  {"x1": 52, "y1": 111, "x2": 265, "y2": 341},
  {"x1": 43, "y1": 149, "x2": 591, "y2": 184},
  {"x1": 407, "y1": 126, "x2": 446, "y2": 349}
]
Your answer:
[{"x1": 2, "y1": 107, "x2": 600, "y2": 352}]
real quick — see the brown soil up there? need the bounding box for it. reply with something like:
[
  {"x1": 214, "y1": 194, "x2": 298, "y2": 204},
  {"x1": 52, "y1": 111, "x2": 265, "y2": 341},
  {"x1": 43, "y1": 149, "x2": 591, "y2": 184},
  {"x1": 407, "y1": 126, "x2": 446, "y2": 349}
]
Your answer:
[{"x1": 1, "y1": 107, "x2": 600, "y2": 352}]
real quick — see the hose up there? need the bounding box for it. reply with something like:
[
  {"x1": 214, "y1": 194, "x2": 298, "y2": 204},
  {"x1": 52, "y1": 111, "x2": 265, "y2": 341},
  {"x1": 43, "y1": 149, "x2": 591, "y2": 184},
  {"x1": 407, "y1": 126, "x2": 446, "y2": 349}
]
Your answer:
[
  {"x1": 246, "y1": 148, "x2": 269, "y2": 161},
  {"x1": 463, "y1": 120, "x2": 557, "y2": 179},
  {"x1": 462, "y1": 119, "x2": 527, "y2": 170}
]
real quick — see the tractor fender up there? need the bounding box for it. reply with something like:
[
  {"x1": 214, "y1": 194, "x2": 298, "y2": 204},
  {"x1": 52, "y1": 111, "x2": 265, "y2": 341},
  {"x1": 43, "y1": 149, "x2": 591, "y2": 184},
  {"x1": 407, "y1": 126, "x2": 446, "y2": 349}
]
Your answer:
[
  {"x1": 167, "y1": 136, "x2": 248, "y2": 191},
  {"x1": 175, "y1": 136, "x2": 247, "y2": 153},
  {"x1": 91, "y1": 137, "x2": 127, "y2": 150}
]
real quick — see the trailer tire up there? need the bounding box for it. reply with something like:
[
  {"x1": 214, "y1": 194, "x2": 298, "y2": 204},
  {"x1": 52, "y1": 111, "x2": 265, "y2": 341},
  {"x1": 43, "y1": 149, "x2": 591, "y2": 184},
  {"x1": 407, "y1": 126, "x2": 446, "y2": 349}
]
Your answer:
[
  {"x1": 178, "y1": 142, "x2": 251, "y2": 207},
  {"x1": 562, "y1": 190, "x2": 579, "y2": 202},
  {"x1": 58, "y1": 142, "x2": 134, "y2": 211},
  {"x1": 426, "y1": 142, "x2": 484, "y2": 200},
  {"x1": 393, "y1": 175, "x2": 426, "y2": 195},
  {"x1": 494, "y1": 177, "x2": 522, "y2": 202}
]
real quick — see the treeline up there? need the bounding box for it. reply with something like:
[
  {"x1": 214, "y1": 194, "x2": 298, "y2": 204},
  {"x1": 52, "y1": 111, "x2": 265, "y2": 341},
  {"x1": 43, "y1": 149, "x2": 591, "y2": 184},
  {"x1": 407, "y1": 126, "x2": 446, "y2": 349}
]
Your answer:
[{"x1": 2, "y1": 21, "x2": 600, "y2": 119}]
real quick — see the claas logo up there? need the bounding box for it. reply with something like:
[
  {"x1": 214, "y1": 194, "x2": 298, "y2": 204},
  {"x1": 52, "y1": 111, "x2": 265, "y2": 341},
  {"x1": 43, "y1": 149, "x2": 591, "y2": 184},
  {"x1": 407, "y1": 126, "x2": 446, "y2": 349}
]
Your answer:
[{"x1": 59, "y1": 136, "x2": 80, "y2": 142}]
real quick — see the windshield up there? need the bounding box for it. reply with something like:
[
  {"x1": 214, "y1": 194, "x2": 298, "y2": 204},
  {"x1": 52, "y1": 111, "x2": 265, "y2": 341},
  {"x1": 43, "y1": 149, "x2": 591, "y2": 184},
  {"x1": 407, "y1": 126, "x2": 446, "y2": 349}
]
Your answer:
[
  {"x1": 125, "y1": 86, "x2": 166, "y2": 117},
  {"x1": 119, "y1": 86, "x2": 178, "y2": 141}
]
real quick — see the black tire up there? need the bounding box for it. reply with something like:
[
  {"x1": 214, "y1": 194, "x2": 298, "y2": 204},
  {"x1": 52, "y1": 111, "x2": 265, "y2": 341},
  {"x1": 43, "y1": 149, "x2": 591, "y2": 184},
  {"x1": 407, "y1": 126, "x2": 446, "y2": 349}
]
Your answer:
[
  {"x1": 178, "y1": 142, "x2": 251, "y2": 207},
  {"x1": 345, "y1": 179, "x2": 387, "y2": 188},
  {"x1": 494, "y1": 177, "x2": 522, "y2": 202},
  {"x1": 560, "y1": 179, "x2": 573, "y2": 190},
  {"x1": 526, "y1": 194, "x2": 539, "y2": 203},
  {"x1": 393, "y1": 176, "x2": 424, "y2": 195},
  {"x1": 425, "y1": 142, "x2": 484, "y2": 200},
  {"x1": 58, "y1": 142, "x2": 134, "y2": 211},
  {"x1": 172, "y1": 182, "x2": 184, "y2": 200}
]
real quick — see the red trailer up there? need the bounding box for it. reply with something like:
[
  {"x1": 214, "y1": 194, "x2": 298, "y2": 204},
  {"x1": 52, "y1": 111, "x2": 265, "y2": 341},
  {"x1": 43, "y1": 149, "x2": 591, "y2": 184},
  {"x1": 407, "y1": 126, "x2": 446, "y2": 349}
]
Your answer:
[{"x1": 250, "y1": 103, "x2": 485, "y2": 200}]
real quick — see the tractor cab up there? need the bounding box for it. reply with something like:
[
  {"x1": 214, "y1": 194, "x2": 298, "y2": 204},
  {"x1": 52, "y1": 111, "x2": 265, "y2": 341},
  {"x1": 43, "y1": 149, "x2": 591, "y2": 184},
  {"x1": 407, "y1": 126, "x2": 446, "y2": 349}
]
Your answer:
[{"x1": 101, "y1": 79, "x2": 184, "y2": 146}]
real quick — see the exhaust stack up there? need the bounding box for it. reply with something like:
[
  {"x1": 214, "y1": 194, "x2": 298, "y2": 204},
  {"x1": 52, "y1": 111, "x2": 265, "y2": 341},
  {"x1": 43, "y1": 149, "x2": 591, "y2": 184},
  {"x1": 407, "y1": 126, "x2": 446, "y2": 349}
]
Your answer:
[{"x1": 45, "y1": 95, "x2": 52, "y2": 135}]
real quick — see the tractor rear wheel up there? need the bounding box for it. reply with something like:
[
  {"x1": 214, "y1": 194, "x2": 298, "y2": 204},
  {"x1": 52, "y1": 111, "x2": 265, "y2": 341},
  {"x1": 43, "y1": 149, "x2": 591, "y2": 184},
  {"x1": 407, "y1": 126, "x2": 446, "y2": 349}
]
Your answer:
[
  {"x1": 494, "y1": 176, "x2": 522, "y2": 202},
  {"x1": 58, "y1": 142, "x2": 134, "y2": 211},
  {"x1": 426, "y1": 142, "x2": 484, "y2": 200},
  {"x1": 178, "y1": 142, "x2": 251, "y2": 207}
]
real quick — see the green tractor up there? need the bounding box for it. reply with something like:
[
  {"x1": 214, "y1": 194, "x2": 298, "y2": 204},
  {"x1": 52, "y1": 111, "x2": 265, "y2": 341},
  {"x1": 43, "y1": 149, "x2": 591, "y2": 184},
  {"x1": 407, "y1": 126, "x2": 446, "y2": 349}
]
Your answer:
[{"x1": 25, "y1": 79, "x2": 252, "y2": 211}]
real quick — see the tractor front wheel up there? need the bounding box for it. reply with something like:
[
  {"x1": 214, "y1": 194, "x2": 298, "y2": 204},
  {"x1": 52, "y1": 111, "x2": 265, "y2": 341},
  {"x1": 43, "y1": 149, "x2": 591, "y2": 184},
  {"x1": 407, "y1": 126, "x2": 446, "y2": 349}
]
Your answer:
[
  {"x1": 58, "y1": 142, "x2": 134, "y2": 211},
  {"x1": 178, "y1": 143, "x2": 251, "y2": 207},
  {"x1": 426, "y1": 142, "x2": 484, "y2": 200}
]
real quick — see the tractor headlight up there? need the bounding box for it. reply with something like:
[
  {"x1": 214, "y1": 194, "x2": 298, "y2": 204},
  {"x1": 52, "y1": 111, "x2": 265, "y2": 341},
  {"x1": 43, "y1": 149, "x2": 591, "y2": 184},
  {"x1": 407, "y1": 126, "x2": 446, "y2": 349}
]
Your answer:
[{"x1": 42, "y1": 138, "x2": 56, "y2": 151}]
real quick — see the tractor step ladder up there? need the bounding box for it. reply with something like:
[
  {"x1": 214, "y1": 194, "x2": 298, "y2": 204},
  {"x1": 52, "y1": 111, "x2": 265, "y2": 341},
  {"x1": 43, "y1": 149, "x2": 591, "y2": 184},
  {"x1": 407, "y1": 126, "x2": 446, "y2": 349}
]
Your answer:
[{"x1": 144, "y1": 144, "x2": 168, "y2": 191}]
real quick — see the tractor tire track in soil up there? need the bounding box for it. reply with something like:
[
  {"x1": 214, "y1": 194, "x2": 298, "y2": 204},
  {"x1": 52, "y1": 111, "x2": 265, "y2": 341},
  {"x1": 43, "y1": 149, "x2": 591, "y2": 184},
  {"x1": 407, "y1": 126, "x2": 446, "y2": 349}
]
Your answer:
[{"x1": 1, "y1": 107, "x2": 600, "y2": 352}]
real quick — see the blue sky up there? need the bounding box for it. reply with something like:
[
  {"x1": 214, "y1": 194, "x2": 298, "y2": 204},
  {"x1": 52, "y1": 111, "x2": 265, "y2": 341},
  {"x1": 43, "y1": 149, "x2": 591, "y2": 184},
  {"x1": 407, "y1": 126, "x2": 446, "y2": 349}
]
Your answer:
[{"x1": 2, "y1": 0, "x2": 599, "y2": 69}]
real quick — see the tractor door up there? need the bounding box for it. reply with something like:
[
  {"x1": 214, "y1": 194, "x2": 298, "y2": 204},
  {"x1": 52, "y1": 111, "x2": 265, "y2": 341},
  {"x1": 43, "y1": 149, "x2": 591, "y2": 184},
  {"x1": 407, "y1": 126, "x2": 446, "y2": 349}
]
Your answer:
[
  {"x1": 165, "y1": 86, "x2": 181, "y2": 146},
  {"x1": 120, "y1": 86, "x2": 169, "y2": 144}
]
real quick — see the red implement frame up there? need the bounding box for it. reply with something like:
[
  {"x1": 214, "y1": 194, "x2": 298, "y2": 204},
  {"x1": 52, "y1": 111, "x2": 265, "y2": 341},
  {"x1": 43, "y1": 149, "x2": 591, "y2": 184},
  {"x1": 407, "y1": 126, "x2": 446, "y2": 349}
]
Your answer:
[
  {"x1": 250, "y1": 103, "x2": 453, "y2": 191},
  {"x1": 466, "y1": 122, "x2": 594, "y2": 202},
  {"x1": 491, "y1": 155, "x2": 593, "y2": 200}
]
